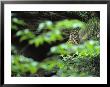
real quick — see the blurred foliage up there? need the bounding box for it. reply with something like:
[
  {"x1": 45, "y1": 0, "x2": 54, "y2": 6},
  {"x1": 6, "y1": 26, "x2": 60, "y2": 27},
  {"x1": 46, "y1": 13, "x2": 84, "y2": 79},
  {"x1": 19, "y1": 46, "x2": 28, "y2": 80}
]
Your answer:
[
  {"x1": 12, "y1": 55, "x2": 64, "y2": 77},
  {"x1": 11, "y1": 11, "x2": 100, "y2": 77},
  {"x1": 51, "y1": 40, "x2": 100, "y2": 57},
  {"x1": 11, "y1": 45, "x2": 18, "y2": 54},
  {"x1": 39, "y1": 58, "x2": 64, "y2": 71},
  {"x1": 51, "y1": 40, "x2": 100, "y2": 76},
  {"x1": 11, "y1": 18, "x2": 26, "y2": 30},
  {"x1": 38, "y1": 19, "x2": 86, "y2": 31},
  {"x1": 15, "y1": 19, "x2": 86, "y2": 46},
  {"x1": 36, "y1": 57, "x2": 64, "y2": 77},
  {"x1": 11, "y1": 55, "x2": 39, "y2": 76}
]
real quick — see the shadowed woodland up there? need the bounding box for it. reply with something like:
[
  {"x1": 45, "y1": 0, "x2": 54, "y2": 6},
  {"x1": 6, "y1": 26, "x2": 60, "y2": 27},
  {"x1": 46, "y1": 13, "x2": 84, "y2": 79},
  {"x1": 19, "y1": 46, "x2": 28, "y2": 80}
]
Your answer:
[{"x1": 11, "y1": 11, "x2": 100, "y2": 77}]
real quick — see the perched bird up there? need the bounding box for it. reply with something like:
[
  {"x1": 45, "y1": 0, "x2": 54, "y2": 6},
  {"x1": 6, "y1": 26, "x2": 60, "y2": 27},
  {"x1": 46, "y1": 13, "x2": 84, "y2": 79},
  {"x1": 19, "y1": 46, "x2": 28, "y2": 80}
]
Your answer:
[{"x1": 67, "y1": 27, "x2": 80, "y2": 45}]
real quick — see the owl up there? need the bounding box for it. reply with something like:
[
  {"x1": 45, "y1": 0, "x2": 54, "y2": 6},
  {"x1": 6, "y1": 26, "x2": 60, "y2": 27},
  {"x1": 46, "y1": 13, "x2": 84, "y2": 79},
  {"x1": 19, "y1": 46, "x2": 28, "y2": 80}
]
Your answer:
[{"x1": 67, "y1": 28, "x2": 81, "y2": 45}]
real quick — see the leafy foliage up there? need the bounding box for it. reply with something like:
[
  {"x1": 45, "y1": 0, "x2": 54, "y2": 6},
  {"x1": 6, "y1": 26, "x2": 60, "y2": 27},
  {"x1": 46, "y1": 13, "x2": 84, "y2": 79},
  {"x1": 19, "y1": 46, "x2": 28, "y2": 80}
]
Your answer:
[
  {"x1": 57, "y1": 56, "x2": 100, "y2": 77},
  {"x1": 11, "y1": 55, "x2": 39, "y2": 76},
  {"x1": 11, "y1": 17, "x2": 26, "y2": 30},
  {"x1": 15, "y1": 19, "x2": 86, "y2": 46},
  {"x1": 51, "y1": 40, "x2": 99, "y2": 57},
  {"x1": 36, "y1": 57, "x2": 64, "y2": 77},
  {"x1": 11, "y1": 11, "x2": 100, "y2": 77},
  {"x1": 51, "y1": 40, "x2": 100, "y2": 76}
]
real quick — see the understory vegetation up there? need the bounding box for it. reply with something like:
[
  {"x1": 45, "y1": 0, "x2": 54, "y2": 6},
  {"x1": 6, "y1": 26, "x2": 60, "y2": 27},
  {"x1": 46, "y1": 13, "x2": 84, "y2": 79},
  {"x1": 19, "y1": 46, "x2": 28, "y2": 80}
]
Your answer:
[{"x1": 11, "y1": 11, "x2": 100, "y2": 77}]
